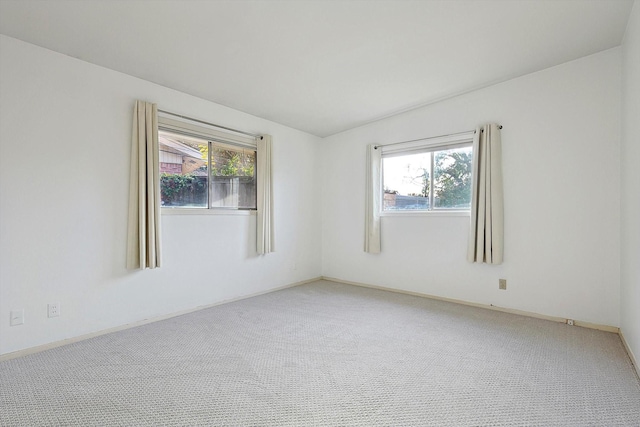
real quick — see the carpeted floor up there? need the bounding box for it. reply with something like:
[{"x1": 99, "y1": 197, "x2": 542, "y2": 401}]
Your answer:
[{"x1": 1, "y1": 280, "x2": 639, "y2": 426}]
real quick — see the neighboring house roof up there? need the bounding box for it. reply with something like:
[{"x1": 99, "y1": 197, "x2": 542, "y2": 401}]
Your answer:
[
  {"x1": 159, "y1": 135, "x2": 206, "y2": 174},
  {"x1": 159, "y1": 135, "x2": 203, "y2": 159}
]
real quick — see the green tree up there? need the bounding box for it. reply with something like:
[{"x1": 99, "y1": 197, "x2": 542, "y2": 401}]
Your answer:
[
  {"x1": 220, "y1": 153, "x2": 240, "y2": 175},
  {"x1": 211, "y1": 148, "x2": 255, "y2": 177},
  {"x1": 433, "y1": 150, "x2": 473, "y2": 207}
]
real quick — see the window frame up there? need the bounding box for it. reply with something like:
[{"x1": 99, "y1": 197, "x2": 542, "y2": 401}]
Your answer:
[
  {"x1": 158, "y1": 115, "x2": 259, "y2": 213},
  {"x1": 380, "y1": 133, "x2": 474, "y2": 216}
]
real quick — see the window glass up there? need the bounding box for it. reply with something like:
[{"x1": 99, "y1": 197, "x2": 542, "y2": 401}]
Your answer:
[
  {"x1": 159, "y1": 132, "x2": 208, "y2": 208},
  {"x1": 433, "y1": 146, "x2": 473, "y2": 209},
  {"x1": 382, "y1": 144, "x2": 472, "y2": 211},
  {"x1": 158, "y1": 129, "x2": 257, "y2": 210},
  {"x1": 383, "y1": 152, "x2": 431, "y2": 211},
  {"x1": 210, "y1": 144, "x2": 256, "y2": 209}
]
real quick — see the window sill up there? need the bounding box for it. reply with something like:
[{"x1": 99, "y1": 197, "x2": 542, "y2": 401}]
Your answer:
[
  {"x1": 161, "y1": 208, "x2": 256, "y2": 216},
  {"x1": 381, "y1": 210, "x2": 470, "y2": 217}
]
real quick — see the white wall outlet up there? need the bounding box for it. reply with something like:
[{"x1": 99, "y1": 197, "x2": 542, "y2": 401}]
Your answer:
[
  {"x1": 499, "y1": 279, "x2": 507, "y2": 290},
  {"x1": 48, "y1": 303, "x2": 60, "y2": 318},
  {"x1": 10, "y1": 309, "x2": 24, "y2": 326},
  {"x1": 567, "y1": 319, "x2": 574, "y2": 326}
]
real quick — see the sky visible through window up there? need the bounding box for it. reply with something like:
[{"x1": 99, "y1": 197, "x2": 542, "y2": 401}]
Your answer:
[{"x1": 383, "y1": 152, "x2": 431, "y2": 196}]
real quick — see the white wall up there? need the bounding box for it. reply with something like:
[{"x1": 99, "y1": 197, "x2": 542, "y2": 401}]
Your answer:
[
  {"x1": 321, "y1": 48, "x2": 622, "y2": 327},
  {"x1": 0, "y1": 35, "x2": 322, "y2": 355},
  {"x1": 621, "y1": 1, "x2": 640, "y2": 365}
]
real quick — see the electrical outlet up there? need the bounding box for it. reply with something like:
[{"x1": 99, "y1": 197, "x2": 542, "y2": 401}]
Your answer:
[
  {"x1": 10, "y1": 309, "x2": 24, "y2": 326},
  {"x1": 48, "y1": 303, "x2": 60, "y2": 318},
  {"x1": 567, "y1": 319, "x2": 574, "y2": 326},
  {"x1": 499, "y1": 279, "x2": 507, "y2": 290}
]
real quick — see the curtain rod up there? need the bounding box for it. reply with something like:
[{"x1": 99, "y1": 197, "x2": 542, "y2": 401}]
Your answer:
[
  {"x1": 157, "y1": 109, "x2": 262, "y2": 139},
  {"x1": 374, "y1": 125, "x2": 502, "y2": 150}
]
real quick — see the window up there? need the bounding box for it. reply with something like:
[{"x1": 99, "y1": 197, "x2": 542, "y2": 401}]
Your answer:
[
  {"x1": 158, "y1": 116, "x2": 257, "y2": 210},
  {"x1": 382, "y1": 135, "x2": 473, "y2": 212}
]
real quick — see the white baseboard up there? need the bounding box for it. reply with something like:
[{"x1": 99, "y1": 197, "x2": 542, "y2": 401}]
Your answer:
[
  {"x1": 0, "y1": 276, "x2": 322, "y2": 362},
  {"x1": 321, "y1": 276, "x2": 620, "y2": 333},
  {"x1": 619, "y1": 329, "x2": 640, "y2": 379}
]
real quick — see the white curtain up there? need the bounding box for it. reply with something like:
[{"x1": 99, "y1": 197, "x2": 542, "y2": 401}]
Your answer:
[
  {"x1": 257, "y1": 135, "x2": 274, "y2": 254},
  {"x1": 364, "y1": 144, "x2": 382, "y2": 253},
  {"x1": 467, "y1": 124, "x2": 503, "y2": 264},
  {"x1": 126, "y1": 100, "x2": 162, "y2": 269}
]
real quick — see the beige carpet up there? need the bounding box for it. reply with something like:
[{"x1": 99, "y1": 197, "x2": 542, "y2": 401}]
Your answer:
[{"x1": 1, "y1": 280, "x2": 639, "y2": 426}]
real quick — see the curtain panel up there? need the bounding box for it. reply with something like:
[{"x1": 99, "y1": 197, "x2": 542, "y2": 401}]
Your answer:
[
  {"x1": 257, "y1": 135, "x2": 274, "y2": 254},
  {"x1": 364, "y1": 144, "x2": 382, "y2": 253},
  {"x1": 467, "y1": 123, "x2": 504, "y2": 264},
  {"x1": 126, "y1": 100, "x2": 162, "y2": 269}
]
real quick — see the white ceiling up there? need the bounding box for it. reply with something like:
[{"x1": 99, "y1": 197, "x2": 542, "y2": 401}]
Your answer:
[{"x1": 0, "y1": 0, "x2": 633, "y2": 137}]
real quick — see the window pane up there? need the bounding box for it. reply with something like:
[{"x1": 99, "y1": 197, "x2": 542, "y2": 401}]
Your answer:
[
  {"x1": 433, "y1": 146, "x2": 473, "y2": 209},
  {"x1": 382, "y1": 152, "x2": 431, "y2": 210},
  {"x1": 210, "y1": 144, "x2": 256, "y2": 209},
  {"x1": 159, "y1": 131, "x2": 208, "y2": 208}
]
